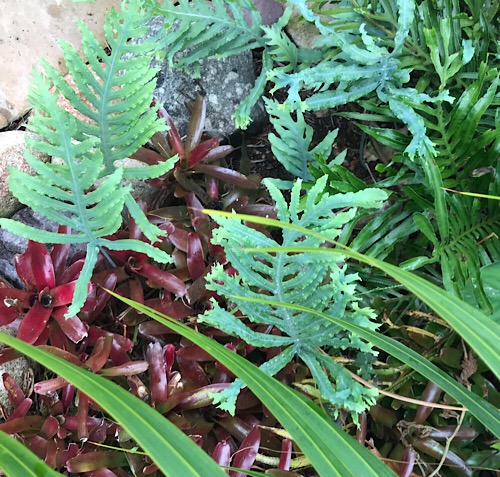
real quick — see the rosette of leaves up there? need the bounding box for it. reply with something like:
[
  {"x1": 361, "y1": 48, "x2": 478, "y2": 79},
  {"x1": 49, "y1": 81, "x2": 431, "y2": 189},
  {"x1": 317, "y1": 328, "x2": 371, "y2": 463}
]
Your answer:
[
  {"x1": 0, "y1": 0, "x2": 177, "y2": 316},
  {"x1": 200, "y1": 176, "x2": 388, "y2": 417}
]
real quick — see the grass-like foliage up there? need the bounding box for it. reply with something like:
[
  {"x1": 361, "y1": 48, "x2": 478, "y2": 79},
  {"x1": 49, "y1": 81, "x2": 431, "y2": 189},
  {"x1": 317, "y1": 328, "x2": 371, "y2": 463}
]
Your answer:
[
  {"x1": 200, "y1": 176, "x2": 388, "y2": 417},
  {"x1": 0, "y1": 0, "x2": 177, "y2": 316}
]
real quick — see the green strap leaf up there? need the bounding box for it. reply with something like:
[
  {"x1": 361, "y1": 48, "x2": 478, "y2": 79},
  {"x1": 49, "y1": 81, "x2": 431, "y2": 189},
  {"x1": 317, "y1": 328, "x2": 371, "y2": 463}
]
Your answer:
[
  {"x1": 0, "y1": 333, "x2": 228, "y2": 477},
  {"x1": 0, "y1": 430, "x2": 63, "y2": 477}
]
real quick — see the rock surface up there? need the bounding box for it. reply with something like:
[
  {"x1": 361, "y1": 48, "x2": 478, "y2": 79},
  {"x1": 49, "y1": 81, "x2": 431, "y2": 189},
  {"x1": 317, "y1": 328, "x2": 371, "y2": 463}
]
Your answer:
[
  {"x1": 0, "y1": 325, "x2": 32, "y2": 417},
  {"x1": 0, "y1": 131, "x2": 50, "y2": 218},
  {"x1": 0, "y1": 0, "x2": 121, "y2": 129}
]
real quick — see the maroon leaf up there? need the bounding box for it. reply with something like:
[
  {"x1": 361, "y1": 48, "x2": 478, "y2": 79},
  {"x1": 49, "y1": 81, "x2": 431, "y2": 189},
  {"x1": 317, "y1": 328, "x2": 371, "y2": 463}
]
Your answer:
[
  {"x1": 187, "y1": 232, "x2": 206, "y2": 281},
  {"x1": 177, "y1": 355, "x2": 209, "y2": 387},
  {"x1": 35, "y1": 376, "x2": 69, "y2": 395},
  {"x1": 202, "y1": 145, "x2": 234, "y2": 164},
  {"x1": 137, "y1": 262, "x2": 188, "y2": 297},
  {"x1": 51, "y1": 306, "x2": 88, "y2": 344},
  {"x1": 185, "y1": 96, "x2": 206, "y2": 159},
  {"x1": 51, "y1": 226, "x2": 71, "y2": 277},
  {"x1": 7, "y1": 397, "x2": 32, "y2": 420},
  {"x1": 131, "y1": 146, "x2": 166, "y2": 166},
  {"x1": 194, "y1": 164, "x2": 261, "y2": 189},
  {"x1": 187, "y1": 138, "x2": 219, "y2": 168},
  {"x1": 278, "y1": 439, "x2": 293, "y2": 471},
  {"x1": 40, "y1": 415, "x2": 60, "y2": 439},
  {"x1": 415, "y1": 382, "x2": 442, "y2": 424},
  {"x1": 3, "y1": 372, "x2": 26, "y2": 407},
  {"x1": 85, "y1": 334, "x2": 114, "y2": 372},
  {"x1": 17, "y1": 302, "x2": 52, "y2": 344},
  {"x1": 76, "y1": 392, "x2": 90, "y2": 441},
  {"x1": 0, "y1": 415, "x2": 44, "y2": 434},
  {"x1": 67, "y1": 451, "x2": 129, "y2": 473},
  {"x1": 98, "y1": 361, "x2": 149, "y2": 376},
  {"x1": 212, "y1": 440, "x2": 231, "y2": 470},
  {"x1": 146, "y1": 342, "x2": 168, "y2": 406},
  {"x1": 29, "y1": 241, "x2": 56, "y2": 290},
  {"x1": 229, "y1": 426, "x2": 261, "y2": 477}
]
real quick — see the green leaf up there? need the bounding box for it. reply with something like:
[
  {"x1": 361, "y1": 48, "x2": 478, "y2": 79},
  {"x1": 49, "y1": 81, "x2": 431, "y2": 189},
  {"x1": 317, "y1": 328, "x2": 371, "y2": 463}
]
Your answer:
[
  {"x1": 0, "y1": 333, "x2": 228, "y2": 477},
  {"x1": 110, "y1": 292, "x2": 397, "y2": 477},
  {"x1": 0, "y1": 431, "x2": 63, "y2": 477}
]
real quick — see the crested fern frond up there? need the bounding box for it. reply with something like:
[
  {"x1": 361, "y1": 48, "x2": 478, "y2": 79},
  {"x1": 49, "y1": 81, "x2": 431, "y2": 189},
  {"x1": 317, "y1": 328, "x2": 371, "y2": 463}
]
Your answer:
[
  {"x1": 152, "y1": 0, "x2": 266, "y2": 77},
  {"x1": 200, "y1": 176, "x2": 388, "y2": 416},
  {"x1": 40, "y1": 0, "x2": 173, "y2": 242}
]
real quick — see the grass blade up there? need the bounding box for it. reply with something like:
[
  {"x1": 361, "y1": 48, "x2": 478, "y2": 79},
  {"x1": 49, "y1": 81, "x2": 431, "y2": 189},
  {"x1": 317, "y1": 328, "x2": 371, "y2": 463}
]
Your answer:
[
  {"x1": 0, "y1": 430, "x2": 63, "y2": 477},
  {"x1": 0, "y1": 333, "x2": 227, "y2": 477}
]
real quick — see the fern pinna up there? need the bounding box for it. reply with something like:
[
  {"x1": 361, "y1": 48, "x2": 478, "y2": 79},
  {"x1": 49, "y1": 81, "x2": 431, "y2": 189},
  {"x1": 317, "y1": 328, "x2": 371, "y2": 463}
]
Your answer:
[
  {"x1": 201, "y1": 177, "x2": 388, "y2": 418},
  {"x1": 0, "y1": 0, "x2": 176, "y2": 316}
]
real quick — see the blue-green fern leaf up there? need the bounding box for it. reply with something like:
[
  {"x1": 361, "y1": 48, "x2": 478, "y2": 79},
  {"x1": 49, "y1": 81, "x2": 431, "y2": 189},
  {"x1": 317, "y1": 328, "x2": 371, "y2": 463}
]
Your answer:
[
  {"x1": 40, "y1": 0, "x2": 173, "y2": 242},
  {"x1": 200, "y1": 176, "x2": 388, "y2": 416}
]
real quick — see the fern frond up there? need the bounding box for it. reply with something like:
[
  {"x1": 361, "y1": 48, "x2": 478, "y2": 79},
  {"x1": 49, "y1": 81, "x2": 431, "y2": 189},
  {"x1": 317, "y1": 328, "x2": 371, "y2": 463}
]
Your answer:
[
  {"x1": 200, "y1": 176, "x2": 387, "y2": 416},
  {"x1": 39, "y1": 0, "x2": 173, "y2": 242},
  {"x1": 0, "y1": 1, "x2": 173, "y2": 315},
  {"x1": 265, "y1": 98, "x2": 337, "y2": 180},
  {"x1": 152, "y1": 0, "x2": 266, "y2": 77}
]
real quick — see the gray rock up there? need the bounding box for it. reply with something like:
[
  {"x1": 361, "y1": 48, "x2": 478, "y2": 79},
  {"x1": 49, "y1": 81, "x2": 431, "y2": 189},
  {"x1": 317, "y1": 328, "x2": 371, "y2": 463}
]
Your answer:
[
  {"x1": 0, "y1": 208, "x2": 59, "y2": 287},
  {"x1": 141, "y1": 17, "x2": 265, "y2": 140},
  {"x1": 0, "y1": 131, "x2": 50, "y2": 218},
  {"x1": 0, "y1": 325, "x2": 32, "y2": 417}
]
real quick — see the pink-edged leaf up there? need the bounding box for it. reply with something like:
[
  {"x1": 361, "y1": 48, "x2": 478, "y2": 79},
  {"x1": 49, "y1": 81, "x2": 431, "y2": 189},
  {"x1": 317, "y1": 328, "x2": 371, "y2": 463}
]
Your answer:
[
  {"x1": 49, "y1": 281, "x2": 78, "y2": 307},
  {"x1": 87, "y1": 328, "x2": 134, "y2": 353},
  {"x1": 35, "y1": 376, "x2": 70, "y2": 395},
  {"x1": 85, "y1": 334, "x2": 114, "y2": 373},
  {"x1": 67, "y1": 451, "x2": 129, "y2": 473},
  {"x1": 2, "y1": 373, "x2": 25, "y2": 407},
  {"x1": 6, "y1": 398, "x2": 32, "y2": 420},
  {"x1": 162, "y1": 221, "x2": 189, "y2": 251},
  {"x1": 176, "y1": 355, "x2": 209, "y2": 387},
  {"x1": 187, "y1": 138, "x2": 218, "y2": 168},
  {"x1": 0, "y1": 415, "x2": 44, "y2": 434},
  {"x1": 229, "y1": 426, "x2": 261, "y2": 477},
  {"x1": 212, "y1": 440, "x2": 231, "y2": 469},
  {"x1": 187, "y1": 232, "x2": 206, "y2": 281},
  {"x1": 131, "y1": 145, "x2": 166, "y2": 165},
  {"x1": 177, "y1": 345, "x2": 215, "y2": 362},
  {"x1": 51, "y1": 306, "x2": 88, "y2": 344},
  {"x1": 40, "y1": 415, "x2": 60, "y2": 439},
  {"x1": 185, "y1": 96, "x2": 206, "y2": 158},
  {"x1": 98, "y1": 361, "x2": 149, "y2": 376},
  {"x1": 147, "y1": 342, "x2": 168, "y2": 406},
  {"x1": 51, "y1": 226, "x2": 71, "y2": 277},
  {"x1": 58, "y1": 258, "x2": 85, "y2": 284},
  {"x1": 28, "y1": 241, "x2": 56, "y2": 290},
  {"x1": 206, "y1": 175, "x2": 219, "y2": 201},
  {"x1": 157, "y1": 383, "x2": 230, "y2": 414},
  {"x1": 76, "y1": 392, "x2": 90, "y2": 441},
  {"x1": 202, "y1": 145, "x2": 234, "y2": 164},
  {"x1": 278, "y1": 439, "x2": 293, "y2": 471},
  {"x1": 194, "y1": 164, "x2": 261, "y2": 189},
  {"x1": 17, "y1": 302, "x2": 52, "y2": 344},
  {"x1": 137, "y1": 263, "x2": 188, "y2": 297}
]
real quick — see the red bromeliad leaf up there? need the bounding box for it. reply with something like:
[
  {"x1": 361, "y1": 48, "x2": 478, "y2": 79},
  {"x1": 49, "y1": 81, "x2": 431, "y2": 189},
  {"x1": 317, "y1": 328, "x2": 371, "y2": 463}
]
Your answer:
[
  {"x1": 147, "y1": 342, "x2": 168, "y2": 406},
  {"x1": 3, "y1": 373, "x2": 26, "y2": 407},
  {"x1": 137, "y1": 262, "x2": 188, "y2": 296},
  {"x1": 0, "y1": 415, "x2": 44, "y2": 434},
  {"x1": 67, "y1": 450, "x2": 129, "y2": 473},
  {"x1": 194, "y1": 164, "x2": 261, "y2": 190},
  {"x1": 50, "y1": 227, "x2": 71, "y2": 277},
  {"x1": 185, "y1": 96, "x2": 206, "y2": 158},
  {"x1": 98, "y1": 360, "x2": 149, "y2": 376},
  {"x1": 17, "y1": 302, "x2": 52, "y2": 344},
  {"x1": 177, "y1": 355, "x2": 209, "y2": 387},
  {"x1": 187, "y1": 232, "x2": 206, "y2": 281},
  {"x1": 49, "y1": 281, "x2": 79, "y2": 307},
  {"x1": 278, "y1": 439, "x2": 293, "y2": 471},
  {"x1": 203, "y1": 145, "x2": 234, "y2": 164},
  {"x1": 187, "y1": 138, "x2": 219, "y2": 168},
  {"x1": 7, "y1": 397, "x2": 32, "y2": 420},
  {"x1": 28, "y1": 241, "x2": 56, "y2": 290},
  {"x1": 40, "y1": 415, "x2": 60, "y2": 439},
  {"x1": 85, "y1": 334, "x2": 114, "y2": 373},
  {"x1": 212, "y1": 440, "x2": 231, "y2": 469},
  {"x1": 51, "y1": 306, "x2": 88, "y2": 344},
  {"x1": 34, "y1": 376, "x2": 68, "y2": 395},
  {"x1": 157, "y1": 383, "x2": 230, "y2": 414},
  {"x1": 131, "y1": 146, "x2": 166, "y2": 166},
  {"x1": 229, "y1": 426, "x2": 261, "y2": 477}
]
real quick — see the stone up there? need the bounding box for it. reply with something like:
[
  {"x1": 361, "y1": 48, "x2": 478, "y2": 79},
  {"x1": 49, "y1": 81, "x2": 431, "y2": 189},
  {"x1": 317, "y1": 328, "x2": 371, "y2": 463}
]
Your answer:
[
  {"x1": 0, "y1": 325, "x2": 32, "y2": 417},
  {"x1": 0, "y1": 0, "x2": 122, "y2": 129},
  {"x1": 0, "y1": 131, "x2": 50, "y2": 218}
]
